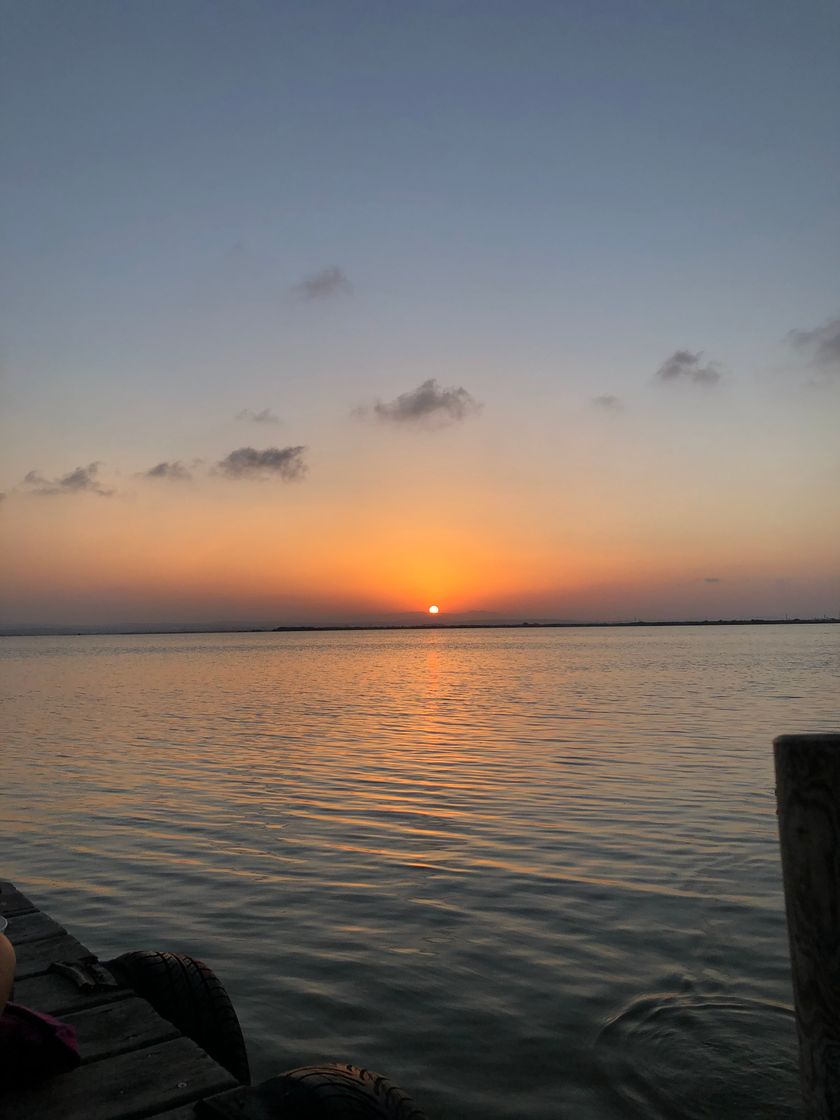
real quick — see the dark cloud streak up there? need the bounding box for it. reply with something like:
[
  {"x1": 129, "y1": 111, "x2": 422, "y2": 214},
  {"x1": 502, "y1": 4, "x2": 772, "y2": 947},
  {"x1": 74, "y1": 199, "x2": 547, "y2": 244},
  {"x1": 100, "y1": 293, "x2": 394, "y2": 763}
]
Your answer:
[
  {"x1": 216, "y1": 446, "x2": 308, "y2": 480},
  {"x1": 592, "y1": 394, "x2": 624, "y2": 412},
  {"x1": 23, "y1": 462, "x2": 113, "y2": 496},
  {"x1": 293, "y1": 266, "x2": 349, "y2": 301},
  {"x1": 237, "y1": 408, "x2": 280, "y2": 424},
  {"x1": 655, "y1": 350, "x2": 721, "y2": 386},
  {"x1": 789, "y1": 315, "x2": 840, "y2": 374},
  {"x1": 144, "y1": 461, "x2": 192, "y2": 481},
  {"x1": 368, "y1": 379, "x2": 482, "y2": 425}
]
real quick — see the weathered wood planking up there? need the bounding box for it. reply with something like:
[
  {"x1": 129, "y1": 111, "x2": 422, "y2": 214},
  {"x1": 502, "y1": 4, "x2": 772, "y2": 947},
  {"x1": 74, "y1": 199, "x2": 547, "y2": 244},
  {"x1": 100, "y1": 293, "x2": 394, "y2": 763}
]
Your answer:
[
  {"x1": 13, "y1": 969, "x2": 131, "y2": 1016},
  {"x1": 1, "y1": 880, "x2": 85, "y2": 982},
  {"x1": 1, "y1": 884, "x2": 239, "y2": 1120},
  {"x1": 65, "y1": 997, "x2": 181, "y2": 1063},
  {"x1": 12, "y1": 927, "x2": 91, "y2": 981},
  {"x1": 194, "y1": 1084, "x2": 253, "y2": 1118},
  {"x1": 4, "y1": 909, "x2": 62, "y2": 944},
  {"x1": 1, "y1": 1035, "x2": 237, "y2": 1120},
  {"x1": 13, "y1": 932, "x2": 92, "y2": 980},
  {"x1": 0, "y1": 881, "x2": 38, "y2": 916},
  {"x1": 145, "y1": 1107, "x2": 201, "y2": 1119}
]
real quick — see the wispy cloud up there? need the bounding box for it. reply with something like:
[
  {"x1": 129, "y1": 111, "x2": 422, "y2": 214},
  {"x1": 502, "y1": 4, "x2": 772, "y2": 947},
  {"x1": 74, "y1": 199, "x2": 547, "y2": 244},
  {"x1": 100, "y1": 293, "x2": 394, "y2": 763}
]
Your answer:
[
  {"x1": 23, "y1": 462, "x2": 113, "y2": 497},
  {"x1": 216, "y1": 446, "x2": 308, "y2": 481},
  {"x1": 592, "y1": 394, "x2": 624, "y2": 412},
  {"x1": 293, "y1": 266, "x2": 350, "y2": 301},
  {"x1": 365, "y1": 379, "x2": 482, "y2": 425},
  {"x1": 788, "y1": 314, "x2": 840, "y2": 376},
  {"x1": 237, "y1": 408, "x2": 280, "y2": 424},
  {"x1": 702, "y1": 577, "x2": 722, "y2": 584},
  {"x1": 655, "y1": 350, "x2": 721, "y2": 386},
  {"x1": 144, "y1": 461, "x2": 192, "y2": 481}
]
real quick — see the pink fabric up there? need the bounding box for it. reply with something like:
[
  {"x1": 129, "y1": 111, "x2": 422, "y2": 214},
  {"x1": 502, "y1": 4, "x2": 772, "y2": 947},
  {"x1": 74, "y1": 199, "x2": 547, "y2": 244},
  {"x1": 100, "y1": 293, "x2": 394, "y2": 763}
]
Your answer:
[{"x1": 0, "y1": 1002, "x2": 81, "y2": 1083}]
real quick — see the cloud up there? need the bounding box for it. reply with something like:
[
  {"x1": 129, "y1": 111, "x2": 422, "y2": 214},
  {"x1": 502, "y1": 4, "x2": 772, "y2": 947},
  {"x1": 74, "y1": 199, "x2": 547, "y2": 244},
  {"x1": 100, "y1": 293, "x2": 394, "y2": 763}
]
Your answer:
[
  {"x1": 237, "y1": 408, "x2": 280, "y2": 424},
  {"x1": 702, "y1": 577, "x2": 722, "y2": 584},
  {"x1": 293, "y1": 266, "x2": 350, "y2": 301},
  {"x1": 367, "y1": 378, "x2": 482, "y2": 425},
  {"x1": 788, "y1": 315, "x2": 840, "y2": 375},
  {"x1": 216, "y1": 446, "x2": 307, "y2": 481},
  {"x1": 592, "y1": 394, "x2": 624, "y2": 412},
  {"x1": 144, "y1": 461, "x2": 192, "y2": 481},
  {"x1": 23, "y1": 462, "x2": 113, "y2": 497},
  {"x1": 655, "y1": 350, "x2": 721, "y2": 386}
]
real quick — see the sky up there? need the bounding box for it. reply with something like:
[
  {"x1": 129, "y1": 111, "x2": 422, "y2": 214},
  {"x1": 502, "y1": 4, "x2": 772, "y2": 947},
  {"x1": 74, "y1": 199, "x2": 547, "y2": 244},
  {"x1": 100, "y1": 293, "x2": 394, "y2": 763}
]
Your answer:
[{"x1": 1, "y1": 0, "x2": 839, "y2": 628}]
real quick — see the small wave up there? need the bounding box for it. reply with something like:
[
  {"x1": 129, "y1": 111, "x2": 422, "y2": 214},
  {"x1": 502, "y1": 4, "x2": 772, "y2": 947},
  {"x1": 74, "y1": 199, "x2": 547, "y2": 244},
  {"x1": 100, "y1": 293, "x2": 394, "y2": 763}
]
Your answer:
[{"x1": 595, "y1": 988, "x2": 798, "y2": 1119}]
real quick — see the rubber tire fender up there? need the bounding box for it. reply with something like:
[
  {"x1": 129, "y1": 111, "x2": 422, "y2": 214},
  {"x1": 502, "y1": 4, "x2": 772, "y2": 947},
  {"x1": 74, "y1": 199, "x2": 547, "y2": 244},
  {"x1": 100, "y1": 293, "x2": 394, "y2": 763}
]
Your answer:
[
  {"x1": 254, "y1": 1062, "x2": 428, "y2": 1118},
  {"x1": 107, "y1": 950, "x2": 250, "y2": 1084}
]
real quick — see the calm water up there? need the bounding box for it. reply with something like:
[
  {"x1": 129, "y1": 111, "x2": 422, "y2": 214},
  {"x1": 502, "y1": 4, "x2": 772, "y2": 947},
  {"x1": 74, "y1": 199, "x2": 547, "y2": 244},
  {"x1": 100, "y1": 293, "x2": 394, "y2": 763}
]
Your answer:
[{"x1": 2, "y1": 625, "x2": 838, "y2": 1118}]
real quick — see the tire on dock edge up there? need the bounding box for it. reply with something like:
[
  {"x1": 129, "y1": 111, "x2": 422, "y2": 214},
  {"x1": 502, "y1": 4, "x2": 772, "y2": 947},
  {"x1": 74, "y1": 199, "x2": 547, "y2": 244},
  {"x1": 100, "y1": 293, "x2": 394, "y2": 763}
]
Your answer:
[
  {"x1": 106, "y1": 950, "x2": 251, "y2": 1084},
  {"x1": 256, "y1": 1062, "x2": 428, "y2": 1118}
]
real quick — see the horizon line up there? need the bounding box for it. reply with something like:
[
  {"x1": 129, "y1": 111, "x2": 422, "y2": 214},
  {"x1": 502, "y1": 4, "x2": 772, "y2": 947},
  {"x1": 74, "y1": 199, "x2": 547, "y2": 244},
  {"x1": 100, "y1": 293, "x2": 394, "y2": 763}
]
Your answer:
[{"x1": 1, "y1": 616, "x2": 838, "y2": 638}]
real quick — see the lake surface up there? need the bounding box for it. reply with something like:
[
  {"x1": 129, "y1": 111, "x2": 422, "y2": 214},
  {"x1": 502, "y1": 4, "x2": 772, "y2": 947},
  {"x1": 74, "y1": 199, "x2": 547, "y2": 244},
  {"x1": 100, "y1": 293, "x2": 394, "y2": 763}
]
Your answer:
[{"x1": 2, "y1": 625, "x2": 838, "y2": 1118}]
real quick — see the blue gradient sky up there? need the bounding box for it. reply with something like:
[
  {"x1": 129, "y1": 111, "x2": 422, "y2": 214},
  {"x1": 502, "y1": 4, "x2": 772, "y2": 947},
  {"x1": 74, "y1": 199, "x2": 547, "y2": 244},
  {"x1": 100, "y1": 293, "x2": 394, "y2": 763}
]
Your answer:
[{"x1": 1, "y1": 1, "x2": 838, "y2": 626}]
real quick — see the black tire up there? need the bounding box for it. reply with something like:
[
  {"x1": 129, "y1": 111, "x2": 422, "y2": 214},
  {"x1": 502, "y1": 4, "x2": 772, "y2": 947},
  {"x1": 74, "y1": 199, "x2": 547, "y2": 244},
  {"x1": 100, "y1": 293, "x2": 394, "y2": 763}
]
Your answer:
[
  {"x1": 253, "y1": 1063, "x2": 428, "y2": 1119},
  {"x1": 106, "y1": 950, "x2": 250, "y2": 1084}
]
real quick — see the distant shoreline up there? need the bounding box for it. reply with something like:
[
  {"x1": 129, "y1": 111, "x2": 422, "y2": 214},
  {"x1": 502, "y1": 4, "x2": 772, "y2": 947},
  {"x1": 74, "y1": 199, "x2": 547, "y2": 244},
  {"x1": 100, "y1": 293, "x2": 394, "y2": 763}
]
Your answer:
[
  {"x1": 1, "y1": 617, "x2": 837, "y2": 638},
  {"x1": 271, "y1": 617, "x2": 840, "y2": 633}
]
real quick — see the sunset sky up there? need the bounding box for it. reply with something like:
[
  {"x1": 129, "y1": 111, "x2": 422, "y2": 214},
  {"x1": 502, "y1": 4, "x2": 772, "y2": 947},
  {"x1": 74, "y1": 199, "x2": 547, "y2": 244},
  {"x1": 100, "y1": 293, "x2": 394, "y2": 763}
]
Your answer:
[{"x1": 1, "y1": 1, "x2": 838, "y2": 628}]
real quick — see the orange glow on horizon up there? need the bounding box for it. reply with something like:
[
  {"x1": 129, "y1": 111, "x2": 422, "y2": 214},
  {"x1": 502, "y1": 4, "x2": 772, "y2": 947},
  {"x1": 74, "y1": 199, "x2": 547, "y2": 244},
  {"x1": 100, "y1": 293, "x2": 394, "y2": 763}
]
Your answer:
[{"x1": 4, "y1": 457, "x2": 838, "y2": 627}]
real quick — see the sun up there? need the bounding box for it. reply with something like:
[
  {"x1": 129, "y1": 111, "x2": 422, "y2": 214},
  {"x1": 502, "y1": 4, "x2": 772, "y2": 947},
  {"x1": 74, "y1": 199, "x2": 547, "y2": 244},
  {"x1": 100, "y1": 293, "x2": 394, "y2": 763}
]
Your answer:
[{"x1": 428, "y1": 604, "x2": 440, "y2": 615}]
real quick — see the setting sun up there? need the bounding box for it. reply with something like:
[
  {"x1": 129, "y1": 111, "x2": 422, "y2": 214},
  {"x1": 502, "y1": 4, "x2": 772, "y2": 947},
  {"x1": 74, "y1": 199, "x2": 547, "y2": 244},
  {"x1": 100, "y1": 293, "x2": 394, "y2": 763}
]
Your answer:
[{"x1": 428, "y1": 605, "x2": 440, "y2": 615}]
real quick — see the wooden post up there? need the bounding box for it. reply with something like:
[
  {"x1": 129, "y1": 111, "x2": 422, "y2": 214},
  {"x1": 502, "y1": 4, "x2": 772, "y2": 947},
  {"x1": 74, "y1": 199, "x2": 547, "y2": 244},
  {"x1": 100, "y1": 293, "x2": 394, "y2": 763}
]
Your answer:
[{"x1": 774, "y1": 733, "x2": 840, "y2": 1119}]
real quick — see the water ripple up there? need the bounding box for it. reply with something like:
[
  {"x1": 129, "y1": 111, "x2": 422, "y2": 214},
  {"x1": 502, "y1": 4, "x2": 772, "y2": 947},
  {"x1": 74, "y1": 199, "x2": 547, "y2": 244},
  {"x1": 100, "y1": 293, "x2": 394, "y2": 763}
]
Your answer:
[{"x1": 1, "y1": 625, "x2": 837, "y2": 1119}]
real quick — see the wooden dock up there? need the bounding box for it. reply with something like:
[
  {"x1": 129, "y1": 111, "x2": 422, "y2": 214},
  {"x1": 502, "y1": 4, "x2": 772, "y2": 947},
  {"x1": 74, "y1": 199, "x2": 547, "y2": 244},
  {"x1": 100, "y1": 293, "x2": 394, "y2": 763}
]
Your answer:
[
  {"x1": 1, "y1": 880, "x2": 238, "y2": 1120},
  {"x1": 1, "y1": 880, "x2": 427, "y2": 1120}
]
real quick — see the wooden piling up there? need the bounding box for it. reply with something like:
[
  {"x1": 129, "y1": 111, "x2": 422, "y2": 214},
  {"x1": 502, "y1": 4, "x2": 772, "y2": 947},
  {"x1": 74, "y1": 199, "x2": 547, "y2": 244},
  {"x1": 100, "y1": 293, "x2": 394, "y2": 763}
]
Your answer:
[{"x1": 774, "y1": 733, "x2": 840, "y2": 1119}]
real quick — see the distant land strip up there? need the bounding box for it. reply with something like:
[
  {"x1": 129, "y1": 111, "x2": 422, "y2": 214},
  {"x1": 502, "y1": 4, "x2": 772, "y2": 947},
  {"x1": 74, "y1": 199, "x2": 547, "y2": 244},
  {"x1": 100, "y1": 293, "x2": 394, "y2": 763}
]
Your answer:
[
  {"x1": 1, "y1": 618, "x2": 837, "y2": 638},
  {"x1": 271, "y1": 617, "x2": 840, "y2": 632}
]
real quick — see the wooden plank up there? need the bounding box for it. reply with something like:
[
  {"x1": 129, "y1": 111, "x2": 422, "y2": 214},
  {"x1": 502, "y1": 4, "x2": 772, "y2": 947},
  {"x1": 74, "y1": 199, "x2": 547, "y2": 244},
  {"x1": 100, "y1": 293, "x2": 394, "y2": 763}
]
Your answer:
[
  {"x1": 66, "y1": 996, "x2": 180, "y2": 1062},
  {"x1": 6, "y1": 910, "x2": 65, "y2": 945},
  {"x1": 0, "y1": 881, "x2": 38, "y2": 916},
  {"x1": 194, "y1": 1085, "x2": 254, "y2": 1118},
  {"x1": 13, "y1": 971, "x2": 132, "y2": 1017},
  {"x1": 145, "y1": 1107, "x2": 201, "y2": 1119},
  {"x1": 2, "y1": 1036, "x2": 238, "y2": 1120},
  {"x1": 13, "y1": 933, "x2": 92, "y2": 979}
]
